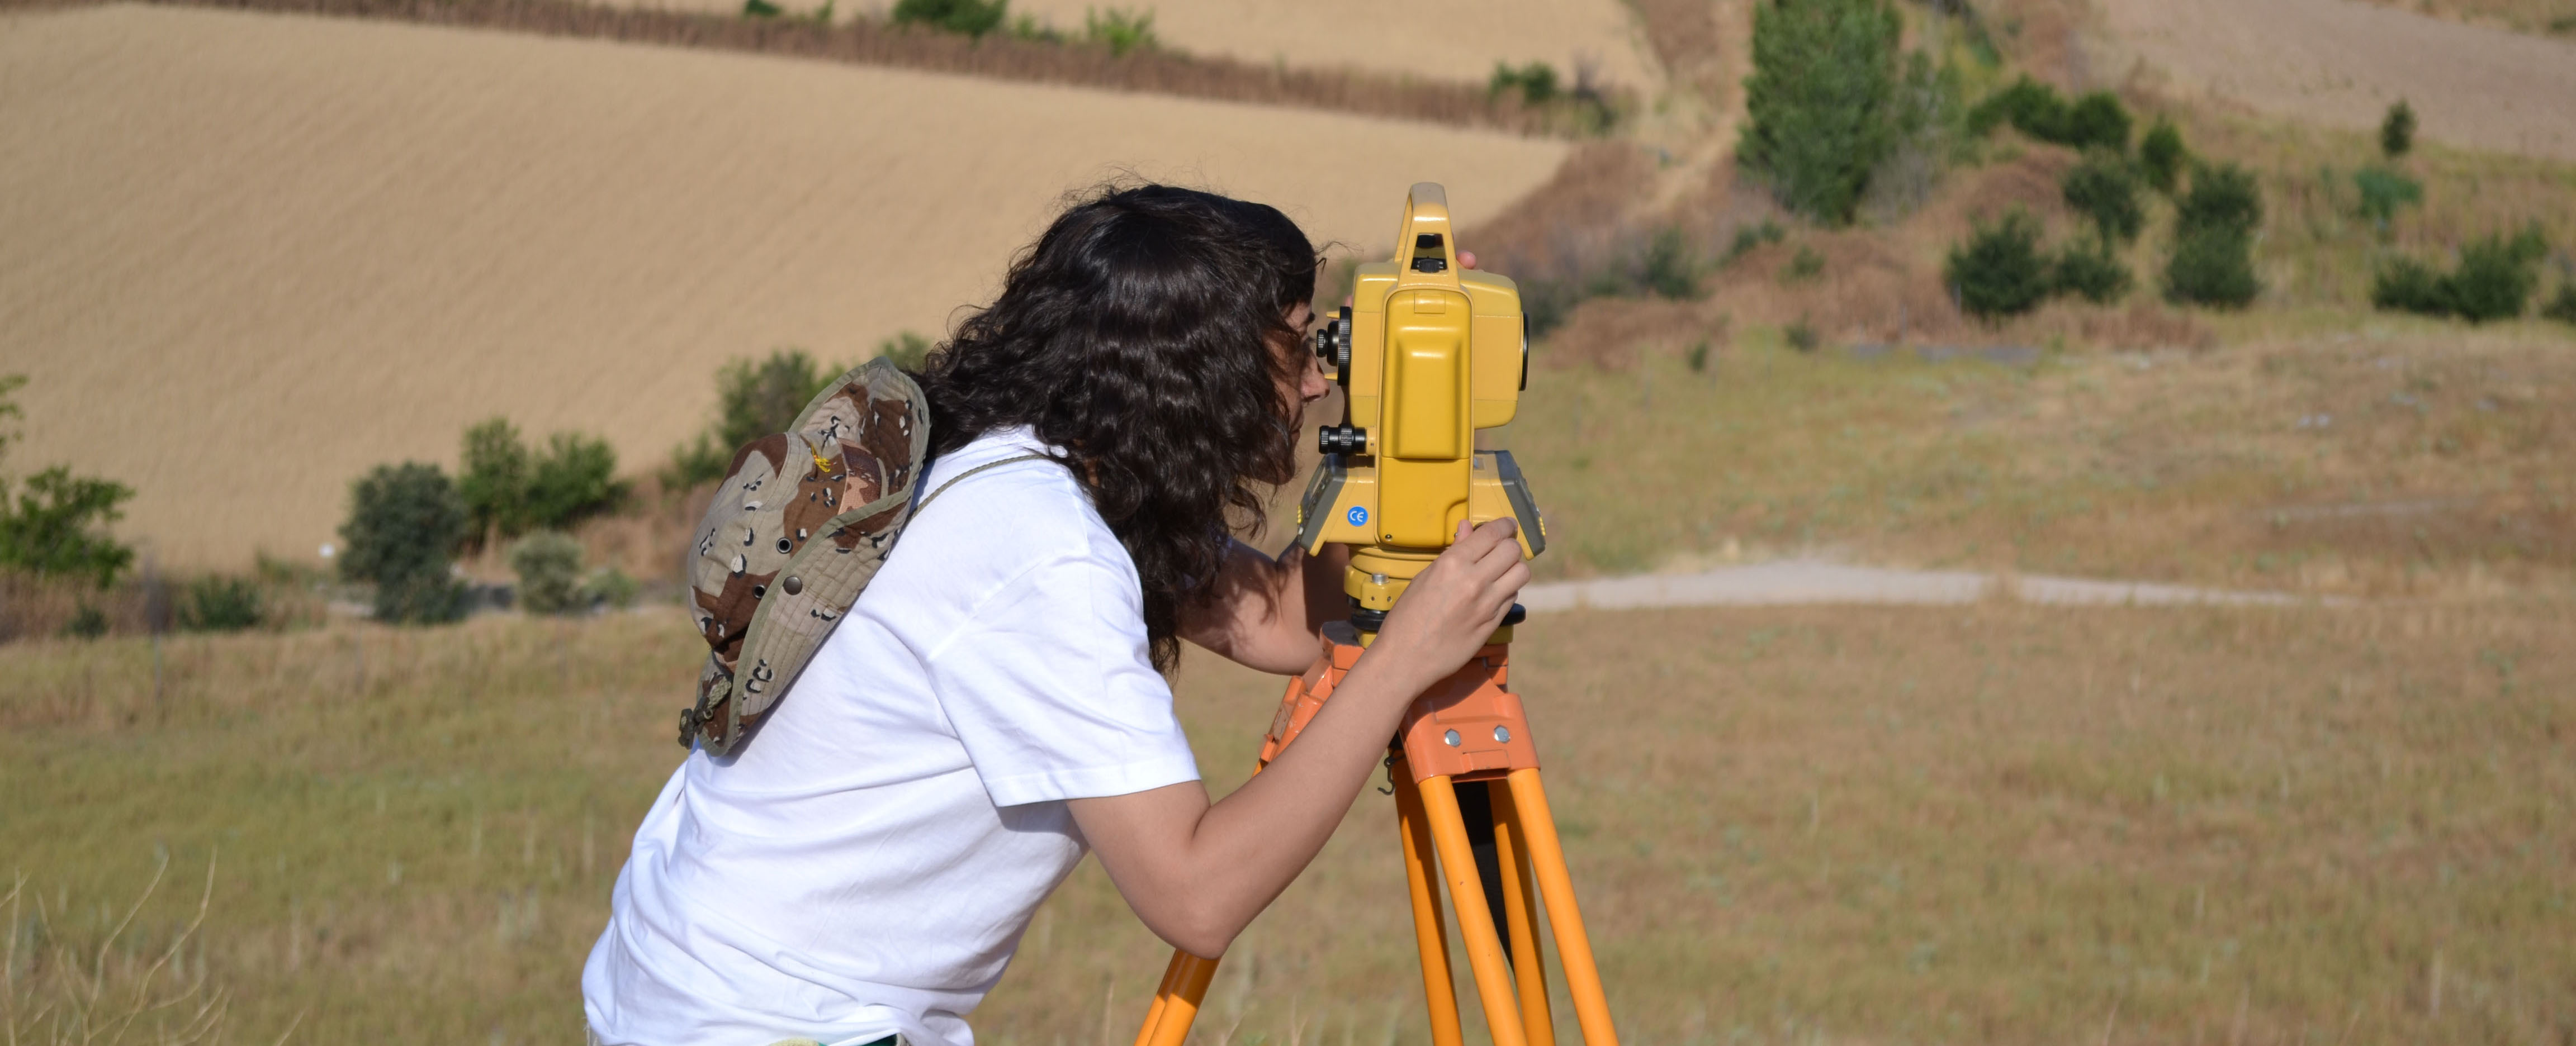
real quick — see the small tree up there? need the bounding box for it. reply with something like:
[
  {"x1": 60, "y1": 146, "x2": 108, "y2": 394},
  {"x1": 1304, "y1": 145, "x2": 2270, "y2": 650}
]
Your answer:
[
  {"x1": 0, "y1": 374, "x2": 137, "y2": 589},
  {"x1": 891, "y1": 0, "x2": 1006, "y2": 36},
  {"x1": 2064, "y1": 91, "x2": 2132, "y2": 153},
  {"x1": 2061, "y1": 151, "x2": 2144, "y2": 245},
  {"x1": 2051, "y1": 237, "x2": 2133, "y2": 304},
  {"x1": 340, "y1": 462, "x2": 468, "y2": 624},
  {"x1": 666, "y1": 349, "x2": 840, "y2": 489},
  {"x1": 2138, "y1": 117, "x2": 2186, "y2": 194},
  {"x1": 460, "y1": 416, "x2": 531, "y2": 546},
  {"x1": 524, "y1": 431, "x2": 626, "y2": 531},
  {"x1": 1490, "y1": 61, "x2": 1560, "y2": 104},
  {"x1": 1945, "y1": 209, "x2": 2051, "y2": 321},
  {"x1": 2163, "y1": 162, "x2": 2264, "y2": 308},
  {"x1": 1738, "y1": 0, "x2": 1904, "y2": 225},
  {"x1": 1082, "y1": 6, "x2": 1157, "y2": 55},
  {"x1": 2445, "y1": 225, "x2": 2548, "y2": 323},
  {"x1": 508, "y1": 530, "x2": 586, "y2": 615},
  {"x1": 2380, "y1": 99, "x2": 2417, "y2": 160}
]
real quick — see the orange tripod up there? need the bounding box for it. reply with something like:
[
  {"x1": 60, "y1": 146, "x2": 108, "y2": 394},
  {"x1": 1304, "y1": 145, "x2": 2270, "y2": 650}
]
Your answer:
[{"x1": 1128, "y1": 617, "x2": 1618, "y2": 1046}]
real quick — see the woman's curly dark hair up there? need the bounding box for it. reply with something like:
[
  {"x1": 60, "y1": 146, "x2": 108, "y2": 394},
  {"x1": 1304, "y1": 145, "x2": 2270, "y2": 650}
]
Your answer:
[{"x1": 917, "y1": 184, "x2": 1316, "y2": 671}]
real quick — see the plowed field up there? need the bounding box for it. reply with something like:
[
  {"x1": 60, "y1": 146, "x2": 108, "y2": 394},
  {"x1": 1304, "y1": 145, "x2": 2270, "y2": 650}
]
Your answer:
[{"x1": 0, "y1": 3, "x2": 1569, "y2": 568}]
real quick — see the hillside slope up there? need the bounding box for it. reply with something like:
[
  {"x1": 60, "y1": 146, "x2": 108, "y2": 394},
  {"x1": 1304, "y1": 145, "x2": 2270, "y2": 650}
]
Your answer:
[
  {"x1": 0, "y1": 3, "x2": 1568, "y2": 568},
  {"x1": 2101, "y1": 0, "x2": 2576, "y2": 161}
]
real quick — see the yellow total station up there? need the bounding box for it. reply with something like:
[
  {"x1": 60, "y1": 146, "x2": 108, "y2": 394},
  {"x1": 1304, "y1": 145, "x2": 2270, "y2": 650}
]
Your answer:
[{"x1": 1296, "y1": 183, "x2": 1547, "y2": 626}]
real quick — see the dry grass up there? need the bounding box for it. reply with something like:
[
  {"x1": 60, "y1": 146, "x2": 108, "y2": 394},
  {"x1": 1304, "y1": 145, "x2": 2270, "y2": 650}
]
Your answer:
[
  {"x1": 2347, "y1": 0, "x2": 2576, "y2": 38},
  {"x1": 0, "y1": 2, "x2": 1568, "y2": 571},
  {"x1": 1486, "y1": 320, "x2": 2576, "y2": 593},
  {"x1": 5, "y1": 600, "x2": 2571, "y2": 1043}
]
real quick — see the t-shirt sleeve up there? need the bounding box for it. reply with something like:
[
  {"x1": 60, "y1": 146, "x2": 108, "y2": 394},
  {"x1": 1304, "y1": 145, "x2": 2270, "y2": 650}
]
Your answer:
[{"x1": 925, "y1": 546, "x2": 1202, "y2": 807}]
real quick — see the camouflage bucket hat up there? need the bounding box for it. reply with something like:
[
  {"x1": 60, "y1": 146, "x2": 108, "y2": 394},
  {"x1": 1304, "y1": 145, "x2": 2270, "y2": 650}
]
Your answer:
[{"x1": 679, "y1": 358, "x2": 930, "y2": 755}]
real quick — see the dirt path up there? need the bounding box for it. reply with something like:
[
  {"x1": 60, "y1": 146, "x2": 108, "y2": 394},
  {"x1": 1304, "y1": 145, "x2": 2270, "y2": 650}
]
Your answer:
[
  {"x1": 2099, "y1": 0, "x2": 2576, "y2": 161},
  {"x1": 0, "y1": 4, "x2": 1568, "y2": 569},
  {"x1": 1521, "y1": 559, "x2": 2314, "y2": 611}
]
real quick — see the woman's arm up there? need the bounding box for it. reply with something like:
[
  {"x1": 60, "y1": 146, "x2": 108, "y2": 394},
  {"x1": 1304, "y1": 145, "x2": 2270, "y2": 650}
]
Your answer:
[
  {"x1": 1178, "y1": 539, "x2": 1352, "y2": 675},
  {"x1": 1069, "y1": 519, "x2": 1529, "y2": 959}
]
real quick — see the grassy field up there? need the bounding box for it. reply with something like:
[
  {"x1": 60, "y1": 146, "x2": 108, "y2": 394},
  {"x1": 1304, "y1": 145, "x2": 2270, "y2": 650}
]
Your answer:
[
  {"x1": 5, "y1": 600, "x2": 2572, "y2": 1043},
  {"x1": 0, "y1": 2, "x2": 1567, "y2": 570}
]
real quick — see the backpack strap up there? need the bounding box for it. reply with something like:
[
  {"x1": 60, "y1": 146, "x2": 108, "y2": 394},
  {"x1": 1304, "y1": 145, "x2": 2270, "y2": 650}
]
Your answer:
[{"x1": 914, "y1": 453, "x2": 1050, "y2": 515}]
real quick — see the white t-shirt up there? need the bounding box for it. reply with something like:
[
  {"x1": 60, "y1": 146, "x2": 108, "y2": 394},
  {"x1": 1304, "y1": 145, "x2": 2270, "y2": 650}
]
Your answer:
[{"x1": 584, "y1": 426, "x2": 1202, "y2": 1046}]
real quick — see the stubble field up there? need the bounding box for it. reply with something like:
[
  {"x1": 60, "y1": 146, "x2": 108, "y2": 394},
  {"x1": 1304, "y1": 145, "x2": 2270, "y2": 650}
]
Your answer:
[
  {"x1": 0, "y1": 2, "x2": 1568, "y2": 569},
  {"x1": 6, "y1": 598, "x2": 2570, "y2": 1044}
]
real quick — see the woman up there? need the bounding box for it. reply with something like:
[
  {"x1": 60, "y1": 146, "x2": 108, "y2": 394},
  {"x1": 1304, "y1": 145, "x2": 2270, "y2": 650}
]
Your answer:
[{"x1": 584, "y1": 184, "x2": 1528, "y2": 1046}]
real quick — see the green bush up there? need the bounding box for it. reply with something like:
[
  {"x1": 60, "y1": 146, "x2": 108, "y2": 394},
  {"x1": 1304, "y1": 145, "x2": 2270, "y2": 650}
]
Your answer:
[
  {"x1": 2164, "y1": 227, "x2": 2260, "y2": 308},
  {"x1": 2447, "y1": 226, "x2": 2548, "y2": 323},
  {"x1": 1968, "y1": 76, "x2": 2063, "y2": 140},
  {"x1": 2542, "y1": 282, "x2": 2576, "y2": 326},
  {"x1": 2352, "y1": 165, "x2": 2423, "y2": 229},
  {"x1": 1945, "y1": 209, "x2": 2051, "y2": 321},
  {"x1": 2061, "y1": 151, "x2": 2143, "y2": 244},
  {"x1": 877, "y1": 331, "x2": 935, "y2": 374},
  {"x1": 1720, "y1": 218, "x2": 1787, "y2": 267},
  {"x1": 2175, "y1": 162, "x2": 2263, "y2": 239},
  {"x1": 665, "y1": 349, "x2": 840, "y2": 489},
  {"x1": 340, "y1": 462, "x2": 468, "y2": 624},
  {"x1": 1784, "y1": 315, "x2": 1822, "y2": 353},
  {"x1": 740, "y1": 0, "x2": 781, "y2": 16},
  {"x1": 2370, "y1": 256, "x2": 2452, "y2": 316},
  {"x1": 1083, "y1": 7, "x2": 1157, "y2": 55},
  {"x1": 2162, "y1": 162, "x2": 2262, "y2": 308},
  {"x1": 891, "y1": 0, "x2": 1007, "y2": 37},
  {"x1": 2380, "y1": 99, "x2": 2416, "y2": 160},
  {"x1": 2137, "y1": 117, "x2": 2186, "y2": 194},
  {"x1": 1489, "y1": 61, "x2": 1560, "y2": 104},
  {"x1": 461, "y1": 419, "x2": 627, "y2": 542},
  {"x1": 584, "y1": 566, "x2": 641, "y2": 611},
  {"x1": 62, "y1": 603, "x2": 108, "y2": 640},
  {"x1": 0, "y1": 374, "x2": 136, "y2": 589},
  {"x1": 2051, "y1": 238, "x2": 2132, "y2": 304},
  {"x1": 1779, "y1": 244, "x2": 1826, "y2": 283},
  {"x1": 508, "y1": 530, "x2": 586, "y2": 616},
  {"x1": 1640, "y1": 226, "x2": 1707, "y2": 299},
  {"x1": 181, "y1": 574, "x2": 263, "y2": 632},
  {"x1": 1738, "y1": 0, "x2": 1903, "y2": 224},
  {"x1": 2064, "y1": 91, "x2": 2132, "y2": 153}
]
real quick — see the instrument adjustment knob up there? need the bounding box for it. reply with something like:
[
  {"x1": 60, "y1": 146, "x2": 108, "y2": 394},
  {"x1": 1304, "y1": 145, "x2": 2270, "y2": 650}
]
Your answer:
[{"x1": 1317, "y1": 425, "x2": 1367, "y2": 455}]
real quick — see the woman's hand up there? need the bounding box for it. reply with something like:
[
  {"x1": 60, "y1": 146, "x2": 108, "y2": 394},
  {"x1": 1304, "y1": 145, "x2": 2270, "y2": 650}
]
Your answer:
[{"x1": 1363, "y1": 519, "x2": 1528, "y2": 695}]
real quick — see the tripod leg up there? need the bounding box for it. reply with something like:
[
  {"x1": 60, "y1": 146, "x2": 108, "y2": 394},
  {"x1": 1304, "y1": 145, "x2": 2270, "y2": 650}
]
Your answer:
[
  {"x1": 1134, "y1": 952, "x2": 1219, "y2": 1046},
  {"x1": 1392, "y1": 762, "x2": 1466, "y2": 1046},
  {"x1": 1488, "y1": 784, "x2": 1554, "y2": 1046},
  {"x1": 1503, "y1": 769, "x2": 1617, "y2": 1046},
  {"x1": 1417, "y1": 776, "x2": 1532, "y2": 1046}
]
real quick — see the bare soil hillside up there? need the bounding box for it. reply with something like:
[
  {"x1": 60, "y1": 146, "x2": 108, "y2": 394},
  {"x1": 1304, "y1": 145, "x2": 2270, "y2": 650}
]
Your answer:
[
  {"x1": 0, "y1": 3, "x2": 1569, "y2": 569},
  {"x1": 2100, "y1": 0, "x2": 2576, "y2": 161},
  {"x1": 601, "y1": 0, "x2": 1660, "y2": 93}
]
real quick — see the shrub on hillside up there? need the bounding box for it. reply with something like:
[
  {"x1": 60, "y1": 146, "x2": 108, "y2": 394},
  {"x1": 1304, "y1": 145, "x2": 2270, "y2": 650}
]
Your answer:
[
  {"x1": 1945, "y1": 209, "x2": 2051, "y2": 321},
  {"x1": 877, "y1": 331, "x2": 935, "y2": 374},
  {"x1": 2544, "y1": 282, "x2": 2576, "y2": 326},
  {"x1": 1489, "y1": 61, "x2": 1559, "y2": 105},
  {"x1": 2446, "y1": 226, "x2": 2547, "y2": 323},
  {"x1": 2138, "y1": 117, "x2": 2186, "y2": 194},
  {"x1": 508, "y1": 530, "x2": 586, "y2": 615},
  {"x1": 2381, "y1": 99, "x2": 2416, "y2": 160},
  {"x1": 2370, "y1": 256, "x2": 2452, "y2": 317},
  {"x1": 891, "y1": 0, "x2": 1006, "y2": 37},
  {"x1": 665, "y1": 349, "x2": 840, "y2": 489},
  {"x1": 1968, "y1": 78, "x2": 2129, "y2": 153},
  {"x1": 2352, "y1": 165, "x2": 2423, "y2": 230},
  {"x1": 1082, "y1": 6, "x2": 1156, "y2": 55},
  {"x1": 2064, "y1": 92, "x2": 2132, "y2": 153},
  {"x1": 2163, "y1": 162, "x2": 2264, "y2": 308},
  {"x1": 340, "y1": 462, "x2": 468, "y2": 624},
  {"x1": 1641, "y1": 226, "x2": 1708, "y2": 299},
  {"x1": 180, "y1": 574, "x2": 263, "y2": 632},
  {"x1": 2051, "y1": 238, "x2": 2132, "y2": 304},
  {"x1": 0, "y1": 374, "x2": 138, "y2": 589},
  {"x1": 1720, "y1": 218, "x2": 1786, "y2": 267},
  {"x1": 1738, "y1": 0, "x2": 1903, "y2": 224},
  {"x1": 461, "y1": 418, "x2": 628, "y2": 544},
  {"x1": 2061, "y1": 151, "x2": 2143, "y2": 244}
]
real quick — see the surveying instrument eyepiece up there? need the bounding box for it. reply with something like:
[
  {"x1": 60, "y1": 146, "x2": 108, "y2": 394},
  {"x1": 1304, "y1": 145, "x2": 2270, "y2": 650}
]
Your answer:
[{"x1": 1130, "y1": 184, "x2": 1617, "y2": 1046}]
